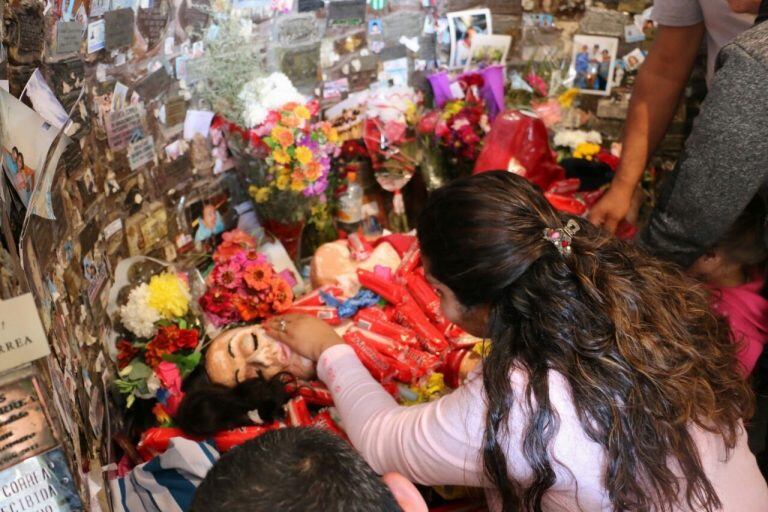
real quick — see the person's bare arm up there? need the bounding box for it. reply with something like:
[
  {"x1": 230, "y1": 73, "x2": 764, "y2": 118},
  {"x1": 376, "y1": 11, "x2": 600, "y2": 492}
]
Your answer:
[{"x1": 589, "y1": 23, "x2": 705, "y2": 233}]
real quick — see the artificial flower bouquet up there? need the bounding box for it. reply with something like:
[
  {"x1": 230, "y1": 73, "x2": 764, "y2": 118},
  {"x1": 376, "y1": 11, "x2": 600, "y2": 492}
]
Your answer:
[
  {"x1": 245, "y1": 99, "x2": 340, "y2": 223},
  {"x1": 418, "y1": 73, "x2": 491, "y2": 166},
  {"x1": 115, "y1": 271, "x2": 204, "y2": 424},
  {"x1": 199, "y1": 229, "x2": 294, "y2": 327}
]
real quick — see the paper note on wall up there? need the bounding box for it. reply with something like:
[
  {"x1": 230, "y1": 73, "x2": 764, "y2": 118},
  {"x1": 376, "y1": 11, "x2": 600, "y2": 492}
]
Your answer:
[{"x1": 0, "y1": 294, "x2": 51, "y2": 374}]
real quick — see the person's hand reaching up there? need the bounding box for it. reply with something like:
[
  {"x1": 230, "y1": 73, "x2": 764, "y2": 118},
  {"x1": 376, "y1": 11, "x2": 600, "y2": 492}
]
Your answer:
[
  {"x1": 264, "y1": 314, "x2": 344, "y2": 362},
  {"x1": 588, "y1": 182, "x2": 635, "y2": 234}
]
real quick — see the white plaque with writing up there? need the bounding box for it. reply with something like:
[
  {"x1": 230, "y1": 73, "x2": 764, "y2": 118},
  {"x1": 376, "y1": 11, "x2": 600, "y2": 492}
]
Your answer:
[{"x1": 0, "y1": 294, "x2": 50, "y2": 374}]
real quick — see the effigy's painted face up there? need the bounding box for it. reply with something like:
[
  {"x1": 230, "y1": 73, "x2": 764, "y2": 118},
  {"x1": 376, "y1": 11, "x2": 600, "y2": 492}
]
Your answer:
[{"x1": 205, "y1": 325, "x2": 315, "y2": 387}]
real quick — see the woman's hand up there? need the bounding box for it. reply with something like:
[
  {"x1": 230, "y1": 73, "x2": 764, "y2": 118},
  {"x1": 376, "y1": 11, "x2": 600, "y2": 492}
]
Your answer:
[{"x1": 264, "y1": 314, "x2": 344, "y2": 362}]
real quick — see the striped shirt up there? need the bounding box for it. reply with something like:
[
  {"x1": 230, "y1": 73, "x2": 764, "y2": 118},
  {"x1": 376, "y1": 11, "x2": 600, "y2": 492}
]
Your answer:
[{"x1": 111, "y1": 438, "x2": 220, "y2": 512}]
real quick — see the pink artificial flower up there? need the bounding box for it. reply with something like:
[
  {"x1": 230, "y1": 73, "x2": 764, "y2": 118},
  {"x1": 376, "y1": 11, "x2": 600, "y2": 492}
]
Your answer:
[
  {"x1": 525, "y1": 73, "x2": 549, "y2": 97},
  {"x1": 383, "y1": 122, "x2": 407, "y2": 146},
  {"x1": 212, "y1": 261, "x2": 243, "y2": 290},
  {"x1": 155, "y1": 361, "x2": 183, "y2": 396}
]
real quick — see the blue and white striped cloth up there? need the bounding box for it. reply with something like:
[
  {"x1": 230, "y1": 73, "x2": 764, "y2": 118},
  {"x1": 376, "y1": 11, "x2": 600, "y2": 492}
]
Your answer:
[{"x1": 110, "y1": 438, "x2": 221, "y2": 512}]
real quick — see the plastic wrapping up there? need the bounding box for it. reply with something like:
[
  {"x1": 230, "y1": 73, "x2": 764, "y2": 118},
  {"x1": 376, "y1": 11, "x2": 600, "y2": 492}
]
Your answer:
[{"x1": 473, "y1": 110, "x2": 565, "y2": 191}]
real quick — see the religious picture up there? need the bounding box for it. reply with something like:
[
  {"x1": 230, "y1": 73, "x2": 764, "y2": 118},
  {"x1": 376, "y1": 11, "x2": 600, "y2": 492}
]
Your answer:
[
  {"x1": 569, "y1": 34, "x2": 618, "y2": 96},
  {"x1": 623, "y1": 48, "x2": 646, "y2": 72},
  {"x1": 447, "y1": 8, "x2": 492, "y2": 69}
]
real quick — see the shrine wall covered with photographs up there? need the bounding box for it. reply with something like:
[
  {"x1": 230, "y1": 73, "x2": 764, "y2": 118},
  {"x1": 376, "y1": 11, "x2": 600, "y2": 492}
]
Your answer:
[{"x1": 0, "y1": 0, "x2": 700, "y2": 507}]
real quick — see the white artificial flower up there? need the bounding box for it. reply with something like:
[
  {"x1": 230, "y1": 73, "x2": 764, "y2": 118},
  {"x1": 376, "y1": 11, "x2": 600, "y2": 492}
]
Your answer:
[
  {"x1": 120, "y1": 284, "x2": 161, "y2": 339},
  {"x1": 239, "y1": 72, "x2": 306, "y2": 127},
  {"x1": 552, "y1": 129, "x2": 602, "y2": 150}
]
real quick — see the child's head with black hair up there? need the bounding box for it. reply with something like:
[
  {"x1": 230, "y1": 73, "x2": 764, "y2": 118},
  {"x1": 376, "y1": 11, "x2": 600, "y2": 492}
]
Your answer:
[
  {"x1": 191, "y1": 427, "x2": 427, "y2": 512},
  {"x1": 690, "y1": 195, "x2": 768, "y2": 287}
]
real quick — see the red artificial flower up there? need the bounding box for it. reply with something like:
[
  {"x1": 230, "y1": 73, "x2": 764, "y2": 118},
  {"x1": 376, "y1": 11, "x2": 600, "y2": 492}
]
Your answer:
[
  {"x1": 234, "y1": 295, "x2": 270, "y2": 322},
  {"x1": 341, "y1": 140, "x2": 368, "y2": 159},
  {"x1": 243, "y1": 262, "x2": 274, "y2": 291},
  {"x1": 144, "y1": 325, "x2": 200, "y2": 367},
  {"x1": 461, "y1": 73, "x2": 484, "y2": 89},
  {"x1": 200, "y1": 287, "x2": 237, "y2": 318},
  {"x1": 417, "y1": 110, "x2": 440, "y2": 135},
  {"x1": 435, "y1": 119, "x2": 450, "y2": 139},
  {"x1": 265, "y1": 110, "x2": 282, "y2": 125},
  {"x1": 595, "y1": 149, "x2": 620, "y2": 172},
  {"x1": 117, "y1": 339, "x2": 140, "y2": 369},
  {"x1": 307, "y1": 99, "x2": 320, "y2": 117}
]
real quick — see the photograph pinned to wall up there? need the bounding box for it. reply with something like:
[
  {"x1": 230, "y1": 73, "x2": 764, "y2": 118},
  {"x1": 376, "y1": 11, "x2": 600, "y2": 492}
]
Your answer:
[
  {"x1": 623, "y1": 47, "x2": 646, "y2": 72},
  {"x1": 368, "y1": 18, "x2": 383, "y2": 36},
  {"x1": 0, "y1": 89, "x2": 59, "y2": 207},
  {"x1": 191, "y1": 197, "x2": 228, "y2": 243},
  {"x1": 467, "y1": 34, "x2": 510, "y2": 70},
  {"x1": 210, "y1": 126, "x2": 235, "y2": 175},
  {"x1": 522, "y1": 13, "x2": 555, "y2": 28},
  {"x1": 86, "y1": 19, "x2": 105, "y2": 53},
  {"x1": 447, "y1": 8, "x2": 491, "y2": 69},
  {"x1": 569, "y1": 34, "x2": 618, "y2": 96}
]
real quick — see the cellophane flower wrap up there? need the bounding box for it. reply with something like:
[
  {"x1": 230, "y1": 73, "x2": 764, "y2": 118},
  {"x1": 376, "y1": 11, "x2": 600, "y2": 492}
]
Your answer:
[
  {"x1": 199, "y1": 229, "x2": 294, "y2": 327},
  {"x1": 362, "y1": 86, "x2": 423, "y2": 180},
  {"x1": 116, "y1": 271, "x2": 204, "y2": 425}
]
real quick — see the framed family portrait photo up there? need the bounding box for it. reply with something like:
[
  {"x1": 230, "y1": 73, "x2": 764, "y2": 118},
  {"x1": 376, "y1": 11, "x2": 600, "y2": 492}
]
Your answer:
[
  {"x1": 447, "y1": 8, "x2": 492, "y2": 69},
  {"x1": 569, "y1": 34, "x2": 619, "y2": 96}
]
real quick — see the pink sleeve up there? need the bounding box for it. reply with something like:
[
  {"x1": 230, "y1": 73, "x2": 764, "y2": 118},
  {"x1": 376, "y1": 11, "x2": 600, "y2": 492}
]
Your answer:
[{"x1": 317, "y1": 344, "x2": 488, "y2": 487}]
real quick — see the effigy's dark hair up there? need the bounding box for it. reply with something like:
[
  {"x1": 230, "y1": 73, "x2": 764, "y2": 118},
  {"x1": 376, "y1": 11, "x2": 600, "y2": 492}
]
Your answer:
[
  {"x1": 417, "y1": 171, "x2": 752, "y2": 511},
  {"x1": 175, "y1": 366, "x2": 288, "y2": 437},
  {"x1": 191, "y1": 427, "x2": 401, "y2": 512}
]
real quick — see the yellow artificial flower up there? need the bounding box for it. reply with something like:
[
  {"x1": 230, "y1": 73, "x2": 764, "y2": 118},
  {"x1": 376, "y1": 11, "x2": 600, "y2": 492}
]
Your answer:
[
  {"x1": 573, "y1": 142, "x2": 601, "y2": 160},
  {"x1": 472, "y1": 340, "x2": 491, "y2": 358},
  {"x1": 147, "y1": 272, "x2": 190, "y2": 319},
  {"x1": 273, "y1": 148, "x2": 291, "y2": 165},
  {"x1": 295, "y1": 145, "x2": 313, "y2": 166},
  {"x1": 290, "y1": 179, "x2": 305, "y2": 192},
  {"x1": 294, "y1": 104, "x2": 311, "y2": 120},
  {"x1": 558, "y1": 88, "x2": 579, "y2": 108},
  {"x1": 327, "y1": 127, "x2": 339, "y2": 143},
  {"x1": 405, "y1": 102, "x2": 418, "y2": 124},
  {"x1": 276, "y1": 174, "x2": 290, "y2": 190},
  {"x1": 442, "y1": 101, "x2": 463, "y2": 119},
  {"x1": 403, "y1": 373, "x2": 446, "y2": 405},
  {"x1": 251, "y1": 186, "x2": 271, "y2": 203}
]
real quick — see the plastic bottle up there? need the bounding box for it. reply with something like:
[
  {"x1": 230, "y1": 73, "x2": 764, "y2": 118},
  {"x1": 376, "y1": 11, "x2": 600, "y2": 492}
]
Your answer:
[{"x1": 336, "y1": 172, "x2": 363, "y2": 234}]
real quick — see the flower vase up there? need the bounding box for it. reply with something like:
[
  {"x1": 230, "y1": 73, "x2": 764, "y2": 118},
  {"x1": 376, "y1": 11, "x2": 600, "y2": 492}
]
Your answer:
[{"x1": 262, "y1": 218, "x2": 305, "y2": 262}]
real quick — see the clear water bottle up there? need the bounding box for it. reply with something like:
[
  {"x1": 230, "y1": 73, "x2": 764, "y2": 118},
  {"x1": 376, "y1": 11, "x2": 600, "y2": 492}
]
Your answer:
[{"x1": 337, "y1": 172, "x2": 363, "y2": 234}]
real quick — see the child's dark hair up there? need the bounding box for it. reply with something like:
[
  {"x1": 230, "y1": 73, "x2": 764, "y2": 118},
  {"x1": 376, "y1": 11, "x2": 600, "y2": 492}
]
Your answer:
[
  {"x1": 191, "y1": 427, "x2": 401, "y2": 512},
  {"x1": 714, "y1": 195, "x2": 768, "y2": 267},
  {"x1": 174, "y1": 366, "x2": 288, "y2": 437}
]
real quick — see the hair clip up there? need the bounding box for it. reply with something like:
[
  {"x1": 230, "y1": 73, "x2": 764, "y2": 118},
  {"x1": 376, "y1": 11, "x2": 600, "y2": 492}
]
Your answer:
[{"x1": 543, "y1": 219, "x2": 580, "y2": 256}]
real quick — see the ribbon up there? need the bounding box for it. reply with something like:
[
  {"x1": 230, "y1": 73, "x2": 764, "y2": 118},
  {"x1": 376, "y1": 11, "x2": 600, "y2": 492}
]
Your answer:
[{"x1": 320, "y1": 289, "x2": 381, "y2": 318}]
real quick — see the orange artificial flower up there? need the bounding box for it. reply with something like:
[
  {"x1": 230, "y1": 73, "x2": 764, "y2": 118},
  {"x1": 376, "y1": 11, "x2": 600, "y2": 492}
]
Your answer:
[
  {"x1": 271, "y1": 126, "x2": 295, "y2": 148},
  {"x1": 282, "y1": 114, "x2": 301, "y2": 128},
  {"x1": 305, "y1": 161, "x2": 322, "y2": 181},
  {"x1": 270, "y1": 277, "x2": 294, "y2": 312},
  {"x1": 243, "y1": 262, "x2": 274, "y2": 291}
]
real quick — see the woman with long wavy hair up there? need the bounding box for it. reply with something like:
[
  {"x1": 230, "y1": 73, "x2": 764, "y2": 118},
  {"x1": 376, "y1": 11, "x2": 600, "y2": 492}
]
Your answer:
[{"x1": 267, "y1": 171, "x2": 768, "y2": 511}]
